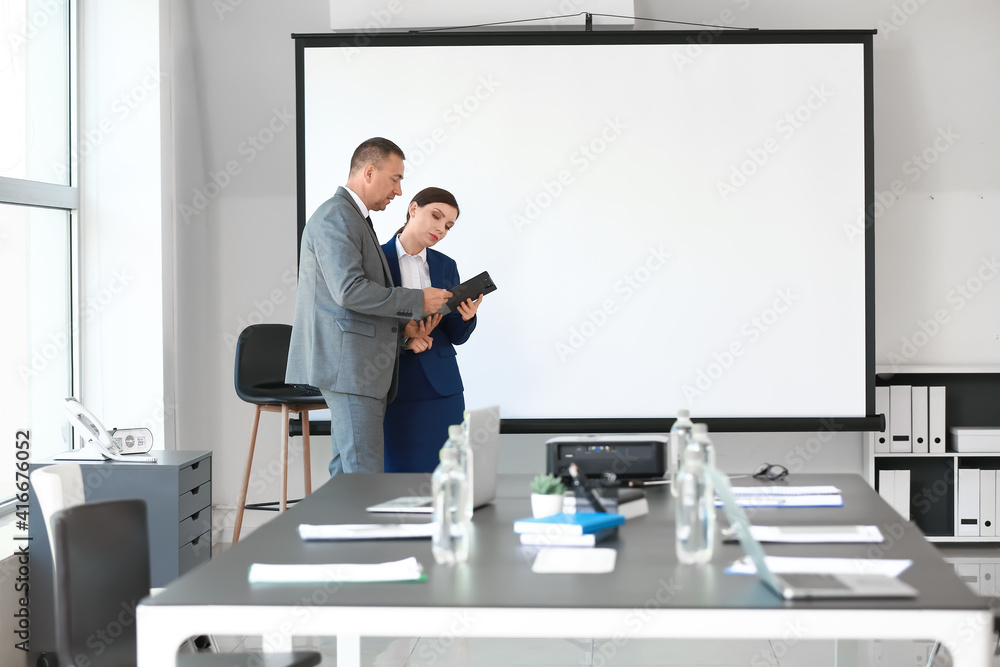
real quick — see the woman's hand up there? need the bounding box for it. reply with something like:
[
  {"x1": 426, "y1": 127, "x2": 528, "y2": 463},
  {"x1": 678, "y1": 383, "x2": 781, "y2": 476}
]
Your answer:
[
  {"x1": 404, "y1": 314, "x2": 442, "y2": 339},
  {"x1": 403, "y1": 314, "x2": 442, "y2": 353},
  {"x1": 457, "y1": 294, "x2": 484, "y2": 322},
  {"x1": 406, "y1": 336, "x2": 432, "y2": 353}
]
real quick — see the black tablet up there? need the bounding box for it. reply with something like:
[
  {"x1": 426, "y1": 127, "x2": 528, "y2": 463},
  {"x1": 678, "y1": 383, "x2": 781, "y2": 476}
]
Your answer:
[{"x1": 439, "y1": 271, "x2": 496, "y2": 314}]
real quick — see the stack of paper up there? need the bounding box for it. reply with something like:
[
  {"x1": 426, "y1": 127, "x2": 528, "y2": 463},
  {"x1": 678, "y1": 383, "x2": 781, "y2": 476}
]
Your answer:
[
  {"x1": 727, "y1": 555, "x2": 912, "y2": 577},
  {"x1": 298, "y1": 523, "x2": 434, "y2": 540},
  {"x1": 513, "y1": 512, "x2": 625, "y2": 535},
  {"x1": 249, "y1": 557, "x2": 426, "y2": 583},
  {"x1": 719, "y1": 486, "x2": 843, "y2": 508}
]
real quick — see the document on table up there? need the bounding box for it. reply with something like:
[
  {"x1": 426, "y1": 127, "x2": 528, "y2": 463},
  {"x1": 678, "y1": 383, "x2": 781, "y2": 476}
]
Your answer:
[
  {"x1": 298, "y1": 523, "x2": 434, "y2": 540},
  {"x1": 730, "y1": 486, "x2": 842, "y2": 496},
  {"x1": 716, "y1": 495, "x2": 844, "y2": 507},
  {"x1": 531, "y1": 547, "x2": 617, "y2": 574},
  {"x1": 249, "y1": 557, "x2": 426, "y2": 583},
  {"x1": 727, "y1": 555, "x2": 912, "y2": 577},
  {"x1": 740, "y1": 525, "x2": 885, "y2": 543}
]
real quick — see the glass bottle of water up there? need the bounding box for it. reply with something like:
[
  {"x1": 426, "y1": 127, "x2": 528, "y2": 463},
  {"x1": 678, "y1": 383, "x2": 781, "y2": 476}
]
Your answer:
[
  {"x1": 669, "y1": 409, "x2": 694, "y2": 497},
  {"x1": 432, "y1": 443, "x2": 470, "y2": 565},
  {"x1": 675, "y1": 423, "x2": 715, "y2": 565}
]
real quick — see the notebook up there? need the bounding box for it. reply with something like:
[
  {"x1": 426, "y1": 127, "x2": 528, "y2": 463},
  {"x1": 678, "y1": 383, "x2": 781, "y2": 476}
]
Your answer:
[
  {"x1": 367, "y1": 406, "x2": 500, "y2": 514},
  {"x1": 513, "y1": 512, "x2": 625, "y2": 536},
  {"x1": 710, "y1": 468, "x2": 917, "y2": 600}
]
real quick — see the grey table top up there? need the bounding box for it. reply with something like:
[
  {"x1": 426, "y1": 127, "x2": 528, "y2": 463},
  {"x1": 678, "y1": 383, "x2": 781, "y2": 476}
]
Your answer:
[{"x1": 146, "y1": 473, "x2": 987, "y2": 612}]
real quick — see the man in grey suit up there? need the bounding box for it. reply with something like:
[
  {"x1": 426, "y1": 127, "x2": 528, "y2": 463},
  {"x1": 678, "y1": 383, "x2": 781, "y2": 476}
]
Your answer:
[{"x1": 286, "y1": 137, "x2": 451, "y2": 475}]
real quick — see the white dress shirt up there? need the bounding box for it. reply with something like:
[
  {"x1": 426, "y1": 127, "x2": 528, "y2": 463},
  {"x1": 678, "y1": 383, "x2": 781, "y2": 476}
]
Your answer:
[
  {"x1": 394, "y1": 235, "x2": 431, "y2": 289},
  {"x1": 344, "y1": 186, "x2": 370, "y2": 221}
]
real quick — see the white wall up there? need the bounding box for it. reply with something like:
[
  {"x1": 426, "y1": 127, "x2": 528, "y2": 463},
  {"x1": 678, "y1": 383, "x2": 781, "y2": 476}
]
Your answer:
[{"x1": 151, "y1": 1, "x2": 998, "y2": 537}]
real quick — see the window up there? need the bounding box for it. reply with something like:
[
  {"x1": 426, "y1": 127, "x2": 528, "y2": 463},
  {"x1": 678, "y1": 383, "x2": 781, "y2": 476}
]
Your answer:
[{"x1": 0, "y1": 0, "x2": 76, "y2": 514}]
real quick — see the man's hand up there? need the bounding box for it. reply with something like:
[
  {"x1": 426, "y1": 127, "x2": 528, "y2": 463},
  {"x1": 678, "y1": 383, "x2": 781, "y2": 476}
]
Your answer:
[
  {"x1": 456, "y1": 294, "x2": 484, "y2": 322},
  {"x1": 422, "y1": 287, "x2": 452, "y2": 315}
]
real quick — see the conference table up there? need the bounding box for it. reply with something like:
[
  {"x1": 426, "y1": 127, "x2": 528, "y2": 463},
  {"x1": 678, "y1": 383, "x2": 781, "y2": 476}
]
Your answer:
[{"x1": 136, "y1": 473, "x2": 993, "y2": 667}]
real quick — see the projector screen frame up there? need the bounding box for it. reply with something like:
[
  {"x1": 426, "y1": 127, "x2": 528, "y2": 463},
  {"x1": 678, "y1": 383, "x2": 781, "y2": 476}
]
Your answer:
[{"x1": 292, "y1": 28, "x2": 877, "y2": 434}]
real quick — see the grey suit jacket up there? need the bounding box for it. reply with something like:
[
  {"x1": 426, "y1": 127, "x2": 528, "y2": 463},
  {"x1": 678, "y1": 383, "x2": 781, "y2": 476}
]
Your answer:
[{"x1": 286, "y1": 187, "x2": 424, "y2": 400}]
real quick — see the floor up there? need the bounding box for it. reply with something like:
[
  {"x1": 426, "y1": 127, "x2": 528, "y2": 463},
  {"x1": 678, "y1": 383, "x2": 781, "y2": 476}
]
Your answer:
[{"x1": 197, "y1": 544, "x2": 999, "y2": 666}]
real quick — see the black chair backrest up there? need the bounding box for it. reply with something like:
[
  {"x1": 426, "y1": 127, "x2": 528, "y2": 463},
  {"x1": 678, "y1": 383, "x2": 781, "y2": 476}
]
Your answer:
[
  {"x1": 234, "y1": 324, "x2": 293, "y2": 403},
  {"x1": 52, "y1": 499, "x2": 150, "y2": 667}
]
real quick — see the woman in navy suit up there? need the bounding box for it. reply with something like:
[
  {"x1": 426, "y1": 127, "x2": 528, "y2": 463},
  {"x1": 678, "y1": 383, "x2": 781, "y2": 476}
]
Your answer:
[{"x1": 381, "y1": 187, "x2": 484, "y2": 472}]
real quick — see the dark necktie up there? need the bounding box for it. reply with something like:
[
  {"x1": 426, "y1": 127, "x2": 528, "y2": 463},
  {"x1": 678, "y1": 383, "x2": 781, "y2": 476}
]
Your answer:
[{"x1": 365, "y1": 215, "x2": 373, "y2": 227}]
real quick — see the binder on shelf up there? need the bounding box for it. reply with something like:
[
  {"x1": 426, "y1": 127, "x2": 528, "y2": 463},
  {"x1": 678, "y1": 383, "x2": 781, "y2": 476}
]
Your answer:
[
  {"x1": 911, "y1": 386, "x2": 929, "y2": 454},
  {"x1": 895, "y1": 469, "x2": 911, "y2": 521},
  {"x1": 889, "y1": 385, "x2": 912, "y2": 453},
  {"x1": 929, "y1": 386, "x2": 946, "y2": 454},
  {"x1": 958, "y1": 468, "x2": 980, "y2": 537},
  {"x1": 954, "y1": 562, "x2": 979, "y2": 591},
  {"x1": 995, "y1": 471, "x2": 1000, "y2": 541},
  {"x1": 981, "y1": 563, "x2": 997, "y2": 597},
  {"x1": 878, "y1": 469, "x2": 895, "y2": 508},
  {"x1": 981, "y1": 470, "x2": 997, "y2": 538},
  {"x1": 874, "y1": 386, "x2": 891, "y2": 454}
]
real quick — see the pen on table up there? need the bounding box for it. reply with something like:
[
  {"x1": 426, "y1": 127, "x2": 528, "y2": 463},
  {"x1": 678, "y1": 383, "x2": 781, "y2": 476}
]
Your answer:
[
  {"x1": 629, "y1": 473, "x2": 750, "y2": 488},
  {"x1": 628, "y1": 478, "x2": 671, "y2": 488},
  {"x1": 567, "y1": 463, "x2": 607, "y2": 513}
]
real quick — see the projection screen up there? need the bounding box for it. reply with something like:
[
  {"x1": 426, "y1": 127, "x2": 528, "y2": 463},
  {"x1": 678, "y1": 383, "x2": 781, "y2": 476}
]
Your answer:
[{"x1": 294, "y1": 30, "x2": 876, "y2": 432}]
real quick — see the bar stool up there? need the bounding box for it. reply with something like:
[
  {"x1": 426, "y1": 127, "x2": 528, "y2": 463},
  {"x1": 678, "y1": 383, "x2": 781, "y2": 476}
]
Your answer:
[{"x1": 232, "y1": 324, "x2": 327, "y2": 543}]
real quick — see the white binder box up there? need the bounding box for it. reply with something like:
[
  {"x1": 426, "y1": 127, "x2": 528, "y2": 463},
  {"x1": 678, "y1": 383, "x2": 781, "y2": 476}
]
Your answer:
[
  {"x1": 928, "y1": 387, "x2": 946, "y2": 453},
  {"x1": 874, "y1": 386, "x2": 891, "y2": 454},
  {"x1": 951, "y1": 427, "x2": 1000, "y2": 453},
  {"x1": 958, "y1": 468, "x2": 981, "y2": 537},
  {"x1": 889, "y1": 385, "x2": 912, "y2": 453},
  {"x1": 911, "y1": 386, "x2": 929, "y2": 454},
  {"x1": 981, "y1": 470, "x2": 997, "y2": 537}
]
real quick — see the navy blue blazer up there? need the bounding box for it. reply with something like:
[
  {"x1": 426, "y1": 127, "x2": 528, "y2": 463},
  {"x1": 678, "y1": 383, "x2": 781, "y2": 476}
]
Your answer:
[{"x1": 381, "y1": 238, "x2": 477, "y2": 398}]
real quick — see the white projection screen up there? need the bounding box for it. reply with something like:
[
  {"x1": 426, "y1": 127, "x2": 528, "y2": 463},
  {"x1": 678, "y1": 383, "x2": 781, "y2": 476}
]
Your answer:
[{"x1": 294, "y1": 30, "x2": 877, "y2": 432}]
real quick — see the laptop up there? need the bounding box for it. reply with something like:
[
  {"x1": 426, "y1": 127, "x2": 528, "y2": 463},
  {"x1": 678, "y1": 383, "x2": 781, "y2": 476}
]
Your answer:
[
  {"x1": 709, "y1": 468, "x2": 918, "y2": 600},
  {"x1": 367, "y1": 406, "x2": 500, "y2": 514}
]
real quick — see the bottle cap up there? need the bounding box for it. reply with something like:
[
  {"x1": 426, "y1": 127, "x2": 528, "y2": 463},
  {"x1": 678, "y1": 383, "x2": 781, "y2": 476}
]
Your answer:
[
  {"x1": 677, "y1": 409, "x2": 691, "y2": 418},
  {"x1": 692, "y1": 423, "x2": 708, "y2": 435}
]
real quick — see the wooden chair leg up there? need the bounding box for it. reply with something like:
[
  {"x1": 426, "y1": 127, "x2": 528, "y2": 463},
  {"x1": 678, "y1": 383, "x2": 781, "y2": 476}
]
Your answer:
[
  {"x1": 301, "y1": 408, "x2": 313, "y2": 496},
  {"x1": 233, "y1": 405, "x2": 263, "y2": 543},
  {"x1": 280, "y1": 405, "x2": 290, "y2": 512}
]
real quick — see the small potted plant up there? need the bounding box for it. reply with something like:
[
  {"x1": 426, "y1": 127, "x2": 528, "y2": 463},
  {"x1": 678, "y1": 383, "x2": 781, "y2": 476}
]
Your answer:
[{"x1": 530, "y1": 474, "x2": 567, "y2": 518}]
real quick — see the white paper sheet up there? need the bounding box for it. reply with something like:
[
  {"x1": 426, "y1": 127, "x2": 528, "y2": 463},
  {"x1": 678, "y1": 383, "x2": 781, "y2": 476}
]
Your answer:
[
  {"x1": 746, "y1": 525, "x2": 884, "y2": 543},
  {"x1": 298, "y1": 523, "x2": 435, "y2": 540},
  {"x1": 249, "y1": 557, "x2": 426, "y2": 583},
  {"x1": 531, "y1": 548, "x2": 617, "y2": 574},
  {"x1": 727, "y1": 555, "x2": 912, "y2": 577},
  {"x1": 717, "y1": 495, "x2": 844, "y2": 508},
  {"x1": 731, "y1": 485, "x2": 842, "y2": 496}
]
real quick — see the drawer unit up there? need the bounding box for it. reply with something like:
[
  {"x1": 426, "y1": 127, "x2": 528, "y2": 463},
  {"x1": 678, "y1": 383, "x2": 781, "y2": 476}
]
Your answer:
[
  {"x1": 179, "y1": 507, "x2": 213, "y2": 547},
  {"x1": 179, "y1": 530, "x2": 213, "y2": 574},
  {"x1": 28, "y1": 450, "x2": 212, "y2": 663}
]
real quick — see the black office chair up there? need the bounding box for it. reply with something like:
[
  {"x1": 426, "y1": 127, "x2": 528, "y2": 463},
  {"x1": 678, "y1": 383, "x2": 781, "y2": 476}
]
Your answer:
[
  {"x1": 51, "y1": 499, "x2": 321, "y2": 667},
  {"x1": 233, "y1": 324, "x2": 328, "y2": 543}
]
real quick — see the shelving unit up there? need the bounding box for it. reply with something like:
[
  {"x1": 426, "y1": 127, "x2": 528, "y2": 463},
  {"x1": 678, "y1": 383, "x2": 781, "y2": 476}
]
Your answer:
[{"x1": 867, "y1": 369, "x2": 1000, "y2": 542}]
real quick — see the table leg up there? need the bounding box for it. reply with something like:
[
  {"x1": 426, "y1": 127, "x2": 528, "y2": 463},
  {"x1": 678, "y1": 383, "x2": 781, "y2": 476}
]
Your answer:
[{"x1": 338, "y1": 633, "x2": 361, "y2": 667}]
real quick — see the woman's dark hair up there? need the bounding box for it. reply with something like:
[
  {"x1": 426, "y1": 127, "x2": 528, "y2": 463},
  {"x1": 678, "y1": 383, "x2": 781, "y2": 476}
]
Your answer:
[{"x1": 395, "y1": 187, "x2": 460, "y2": 236}]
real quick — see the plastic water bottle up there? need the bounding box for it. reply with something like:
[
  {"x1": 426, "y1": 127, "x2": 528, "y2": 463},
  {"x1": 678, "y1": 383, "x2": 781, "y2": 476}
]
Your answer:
[
  {"x1": 459, "y1": 415, "x2": 475, "y2": 520},
  {"x1": 442, "y1": 424, "x2": 474, "y2": 520},
  {"x1": 669, "y1": 409, "x2": 694, "y2": 497},
  {"x1": 675, "y1": 423, "x2": 715, "y2": 565},
  {"x1": 431, "y1": 442, "x2": 470, "y2": 565}
]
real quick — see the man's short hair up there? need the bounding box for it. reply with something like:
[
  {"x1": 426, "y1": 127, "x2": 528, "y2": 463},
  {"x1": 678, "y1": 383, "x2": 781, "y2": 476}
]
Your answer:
[{"x1": 349, "y1": 137, "x2": 405, "y2": 176}]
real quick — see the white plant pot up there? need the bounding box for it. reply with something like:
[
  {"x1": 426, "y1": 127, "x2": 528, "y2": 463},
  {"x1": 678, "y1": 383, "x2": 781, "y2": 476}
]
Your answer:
[{"x1": 531, "y1": 493, "x2": 564, "y2": 518}]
